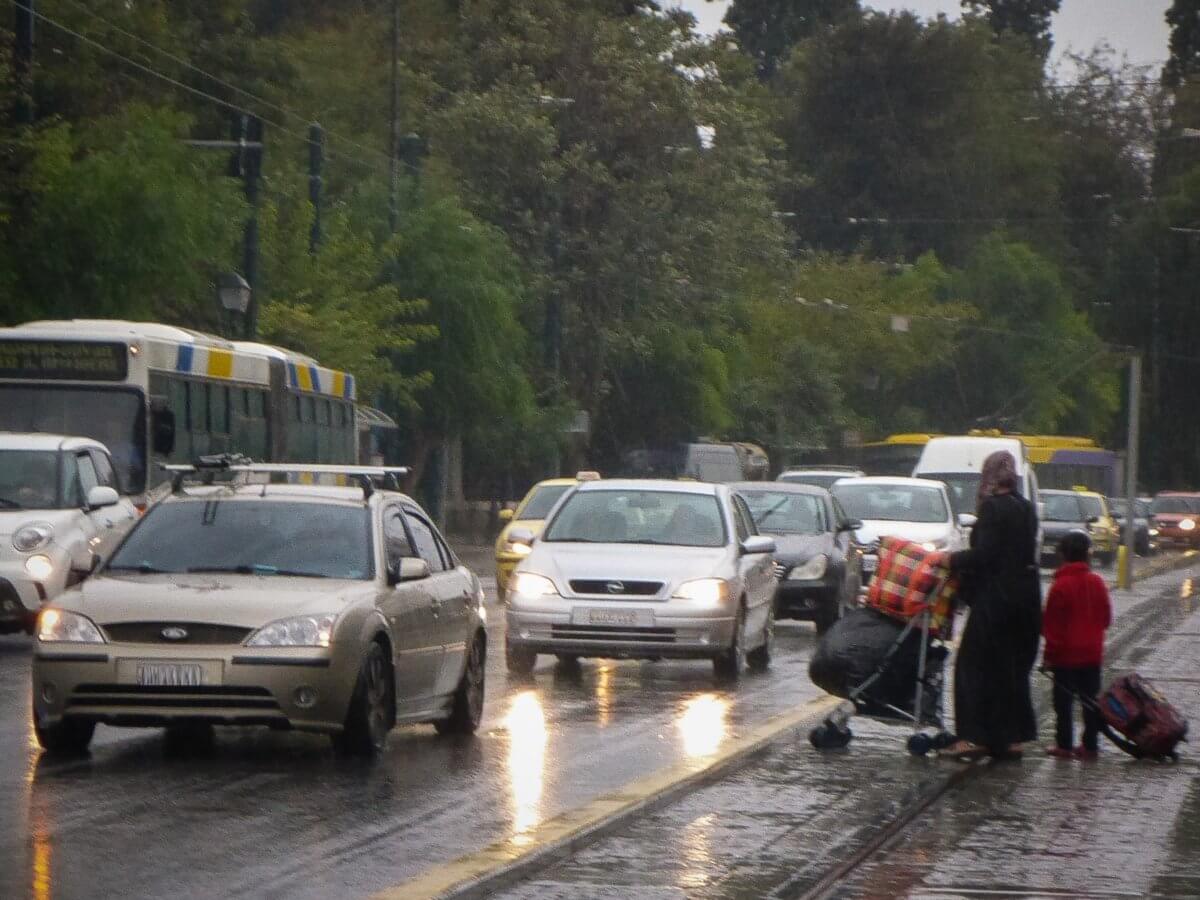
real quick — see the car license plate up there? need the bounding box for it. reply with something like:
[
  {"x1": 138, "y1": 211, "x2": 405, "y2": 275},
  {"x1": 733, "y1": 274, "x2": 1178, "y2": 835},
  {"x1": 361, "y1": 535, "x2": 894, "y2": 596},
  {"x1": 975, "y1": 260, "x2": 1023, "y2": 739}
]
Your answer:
[
  {"x1": 588, "y1": 609, "x2": 638, "y2": 627},
  {"x1": 136, "y1": 663, "x2": 203, "y2": 687}
]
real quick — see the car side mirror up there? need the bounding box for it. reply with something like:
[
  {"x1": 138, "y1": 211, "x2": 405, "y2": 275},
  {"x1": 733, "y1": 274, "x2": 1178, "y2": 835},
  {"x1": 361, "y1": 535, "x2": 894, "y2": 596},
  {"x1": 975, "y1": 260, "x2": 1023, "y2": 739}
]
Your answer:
[
  {"x1": 958, "y1": 513, "x2": 978, "y2": 529},
  {"x1": 741, "y1": 535, "x2": 776, "y2": 556},
  {"x1": 389, "y1": 557, "x2": 431, "y2": 586},
  {"x1": 498, "y1": 508, "x2": 514, "y2": 522},
  {"x1": 508, "y1": 527, "x2": 536, "y2": 548},
  {"x1": 86, "y1": 486, "x2": 120, "y2": 510},
  {"x1": 1086, "y1": 515, "x2": 1100, "y2": 525},
  {"x1": 838, "y1": 519, "x2": 863, "y2": 532},
  {"x1": 152, "y1": 408, "x2": 176, "y2": 455}
]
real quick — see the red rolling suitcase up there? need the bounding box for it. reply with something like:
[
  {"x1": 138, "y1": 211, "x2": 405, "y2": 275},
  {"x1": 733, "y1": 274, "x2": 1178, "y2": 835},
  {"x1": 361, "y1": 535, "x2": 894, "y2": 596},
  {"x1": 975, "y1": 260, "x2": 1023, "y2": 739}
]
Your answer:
[{"x1": 1099, "y1": 673, "x2": 1188, "y2": 759}]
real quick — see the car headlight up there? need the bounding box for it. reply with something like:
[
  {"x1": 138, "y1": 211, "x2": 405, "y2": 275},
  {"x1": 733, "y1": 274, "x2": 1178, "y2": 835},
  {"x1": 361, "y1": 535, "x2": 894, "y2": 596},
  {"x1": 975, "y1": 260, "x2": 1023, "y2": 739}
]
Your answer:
[
  {"x1": 246, "y1": 613, "x2": 337, "y2": 648},
  {"x1": 503, "y1": 541, "x2": 533, "y2": 557},
  {"x1": 509, "y1": 572, "x2": 558, "y2": 597},
  {"x1": 673, "y1": 578, "x2": 730, "y2": 606},
  {"x1": 1181, "y1": 519, "x2": 1196, "y2": 532},
  {"x1": 1150, "y1": 528, "x2": 1160, "y2": 537},
  {"x1": 37, "y1": 609, "x2": 105, "y2": 643},
  {"x1": 788, "y1": 555, "x2": 828, "y2": 580},
  {"x1": 25, "y1": 554, "x2": 54, "y2": 581},
  {"x1": 13, "y1": 523, "x2": 54, "y2": 553}
]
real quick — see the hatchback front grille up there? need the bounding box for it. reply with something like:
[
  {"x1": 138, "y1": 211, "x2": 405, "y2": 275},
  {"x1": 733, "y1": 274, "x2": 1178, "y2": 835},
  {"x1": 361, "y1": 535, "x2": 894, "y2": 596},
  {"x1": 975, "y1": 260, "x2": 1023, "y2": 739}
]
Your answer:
[
  {"x1": 68, "y1": 684, "x2": 280, "y2": 711},
  {"x1": 568, "y1": 580, "x2": 663, "y2": 597},
  {"x1": 551, "y1": 624, "x2": 677, "y2": 643},
  {"x1": 101, "y1": 622, "x2": 254, "y2": 645}
]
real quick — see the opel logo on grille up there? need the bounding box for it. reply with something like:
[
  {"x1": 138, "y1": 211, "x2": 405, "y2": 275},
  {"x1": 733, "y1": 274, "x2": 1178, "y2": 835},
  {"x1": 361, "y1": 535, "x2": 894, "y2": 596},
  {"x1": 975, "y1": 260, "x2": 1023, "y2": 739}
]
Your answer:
[
  {"x1": 606, "y1": 581, "x2": 625, "y2": 594},
  {"x1": 161, "y1": 626, "x2": 188, "y2": 641}
]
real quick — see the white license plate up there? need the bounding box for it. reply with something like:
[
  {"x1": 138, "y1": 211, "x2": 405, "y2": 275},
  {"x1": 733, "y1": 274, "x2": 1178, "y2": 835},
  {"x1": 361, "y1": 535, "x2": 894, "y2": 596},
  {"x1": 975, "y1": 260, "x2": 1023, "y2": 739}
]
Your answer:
[
  {"x1": 137, "y1": 663, "x2": 203, "y2": 687},
  {"x1": 589, "y1": 609, "x2": 638, "y2": 627},
  {"x1": 862, "y1": 556, "x2": 878, "y2": 572}
]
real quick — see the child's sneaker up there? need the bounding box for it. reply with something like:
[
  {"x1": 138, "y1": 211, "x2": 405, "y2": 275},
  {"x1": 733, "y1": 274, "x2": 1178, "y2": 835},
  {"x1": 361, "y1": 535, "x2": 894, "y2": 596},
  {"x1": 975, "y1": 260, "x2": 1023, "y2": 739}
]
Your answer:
[
  {"x1": 1045, "y1": 746, "x2": 1075, "y2": 759},
  {"x1": 1074, "y1": 746, "x2": 1099, "y2": 761}
]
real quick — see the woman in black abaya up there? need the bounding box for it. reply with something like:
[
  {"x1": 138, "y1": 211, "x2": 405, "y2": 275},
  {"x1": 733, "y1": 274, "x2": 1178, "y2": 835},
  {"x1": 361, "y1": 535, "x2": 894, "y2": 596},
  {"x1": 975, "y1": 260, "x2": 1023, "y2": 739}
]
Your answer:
[{"x1": 942, "y1": 450, "x2": 1041, "y2": 760}]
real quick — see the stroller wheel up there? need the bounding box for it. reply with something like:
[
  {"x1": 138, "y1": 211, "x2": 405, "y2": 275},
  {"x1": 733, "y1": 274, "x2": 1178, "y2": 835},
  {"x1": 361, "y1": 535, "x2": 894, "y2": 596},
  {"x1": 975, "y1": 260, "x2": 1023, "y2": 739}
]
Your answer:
[
  {"x1": 809, "y1": 721, "x2": 851, "y2": 750},
  {"x1": 907, "y1": 733, "x2": 933, "y2": 756}
]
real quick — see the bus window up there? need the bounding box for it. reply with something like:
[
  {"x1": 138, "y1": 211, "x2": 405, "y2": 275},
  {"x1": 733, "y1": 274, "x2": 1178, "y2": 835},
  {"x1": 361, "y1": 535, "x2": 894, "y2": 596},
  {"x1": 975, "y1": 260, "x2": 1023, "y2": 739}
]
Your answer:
[
  {"x1": 303, "y1": 396, "x2": 315, "y2": 424},
  {"x1": 212, "y1": 386, "x2": 230, "y2": 435},
  {"x1": 319, "y1": 399, "x2": 331, "y2": 427}
]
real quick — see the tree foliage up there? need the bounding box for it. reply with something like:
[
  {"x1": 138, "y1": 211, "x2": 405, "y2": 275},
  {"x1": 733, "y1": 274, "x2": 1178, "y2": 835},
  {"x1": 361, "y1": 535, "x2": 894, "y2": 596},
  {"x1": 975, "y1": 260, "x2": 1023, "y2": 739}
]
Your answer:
[
  {"x1": 962, "y1": 0, "x2": 1062, "y2": 56},
  {"x1": 723, "y1": 0, "x2": 860, "y2": 79}
]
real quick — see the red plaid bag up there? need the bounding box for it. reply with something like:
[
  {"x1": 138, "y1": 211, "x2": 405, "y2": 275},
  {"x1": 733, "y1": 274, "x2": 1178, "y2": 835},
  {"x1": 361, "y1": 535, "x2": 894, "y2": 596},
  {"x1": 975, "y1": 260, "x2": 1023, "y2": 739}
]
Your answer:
[{"x1": 866, "y1": 537, "x2": 956, "y2": 637}]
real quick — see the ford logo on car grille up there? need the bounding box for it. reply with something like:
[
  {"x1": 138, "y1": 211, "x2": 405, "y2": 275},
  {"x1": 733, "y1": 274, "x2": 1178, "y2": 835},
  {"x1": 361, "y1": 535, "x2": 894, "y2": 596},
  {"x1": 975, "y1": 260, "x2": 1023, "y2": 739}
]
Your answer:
[
  {"x1": 605, "y1": 581, "x2": 625, "y2": 594},
  {"x1": 161, "y1": 626, "x2": 188, "y2": 641}
]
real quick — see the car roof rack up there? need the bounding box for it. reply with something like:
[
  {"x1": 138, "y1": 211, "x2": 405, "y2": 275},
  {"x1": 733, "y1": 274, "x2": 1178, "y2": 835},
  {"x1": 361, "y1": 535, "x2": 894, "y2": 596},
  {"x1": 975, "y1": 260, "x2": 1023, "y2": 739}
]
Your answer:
[{"x1": 161, "y1": 457, "x2": 409, "y2": 499}]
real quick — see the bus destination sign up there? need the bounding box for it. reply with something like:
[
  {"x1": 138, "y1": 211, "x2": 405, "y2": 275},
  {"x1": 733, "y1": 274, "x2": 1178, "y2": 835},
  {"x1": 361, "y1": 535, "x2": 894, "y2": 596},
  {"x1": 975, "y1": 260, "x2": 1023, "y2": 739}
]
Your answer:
[{"x1": 0, "y1": 340, "x2": 128, "y2": 381}]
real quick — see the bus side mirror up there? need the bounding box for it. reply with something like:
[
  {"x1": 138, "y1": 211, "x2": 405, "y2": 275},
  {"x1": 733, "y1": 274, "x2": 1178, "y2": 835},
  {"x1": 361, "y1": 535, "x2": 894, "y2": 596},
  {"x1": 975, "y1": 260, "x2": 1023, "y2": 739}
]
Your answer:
[{"x1": 152, "y1": 409, "x2": 176, "y2": 455}]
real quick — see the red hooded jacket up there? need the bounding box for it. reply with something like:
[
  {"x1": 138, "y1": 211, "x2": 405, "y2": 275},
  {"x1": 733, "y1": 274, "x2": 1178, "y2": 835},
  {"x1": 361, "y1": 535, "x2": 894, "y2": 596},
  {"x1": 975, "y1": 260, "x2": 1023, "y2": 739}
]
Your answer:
[{"x1": 1042, "y1": 561, "x2": 1112, "y2": 667}]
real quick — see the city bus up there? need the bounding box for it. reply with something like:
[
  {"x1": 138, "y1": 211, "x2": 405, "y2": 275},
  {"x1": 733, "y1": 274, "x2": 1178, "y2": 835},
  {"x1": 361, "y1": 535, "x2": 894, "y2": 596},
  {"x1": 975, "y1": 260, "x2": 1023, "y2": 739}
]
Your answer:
[
  {"x1": 858, "y1": 431, "x2": 1120, "y2": 496},
  {"x1": 0, "y1": 320, "x2": 359, "y2": 503}
]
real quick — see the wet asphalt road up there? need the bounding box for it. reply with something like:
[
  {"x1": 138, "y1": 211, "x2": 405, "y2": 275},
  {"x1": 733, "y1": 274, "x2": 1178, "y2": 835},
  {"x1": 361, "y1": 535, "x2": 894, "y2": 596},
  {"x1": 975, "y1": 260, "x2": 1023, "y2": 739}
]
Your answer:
[{"x1": 0, "y1": 568, "x2": 830, "y2": 900}]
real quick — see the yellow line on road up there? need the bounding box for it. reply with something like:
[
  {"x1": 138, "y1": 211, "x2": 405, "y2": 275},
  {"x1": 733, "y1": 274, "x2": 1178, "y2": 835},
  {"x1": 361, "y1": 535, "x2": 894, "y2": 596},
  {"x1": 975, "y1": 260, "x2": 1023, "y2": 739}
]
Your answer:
[{"x1": 374, "y1": 693, "x2": 843, "y2": 900}]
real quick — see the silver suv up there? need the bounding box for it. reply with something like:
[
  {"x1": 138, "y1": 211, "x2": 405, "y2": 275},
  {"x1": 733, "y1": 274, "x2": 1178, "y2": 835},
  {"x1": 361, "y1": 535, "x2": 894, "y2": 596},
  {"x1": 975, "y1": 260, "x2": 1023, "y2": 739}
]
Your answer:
[{"x1": 0, "y1": 433, "x2": 137, "y2": 633}]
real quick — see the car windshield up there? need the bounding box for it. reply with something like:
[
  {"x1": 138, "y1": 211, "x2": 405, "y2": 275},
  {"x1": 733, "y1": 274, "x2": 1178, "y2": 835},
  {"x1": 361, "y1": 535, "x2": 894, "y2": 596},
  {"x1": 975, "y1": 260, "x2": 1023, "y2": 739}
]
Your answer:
[
  {"x1": 543, "y1": 489, "x2": 726, "y2": 547},
  {"x1": 917, "y1": 472, "x2": 981, "y2": 517},
  {"x1": 1043, "y1": 494, "x2": 1083, "y2": 522},
  {"x1": 0, "y1": 386, "x2": 144, "y2": 494},
  {"x1": 1152, "y1": 496, "x2": 1200, "y2": 515},
  {"x1": 1079, "y1": 496, "x2": 1105, "y2": 519},
  {"x1": 740, "y1": 490, "x2": 826, "y2": 534},
  {"x1": 832, "y1": 483, "x2": 948, "y2": 524},
  {"x1": 107, "y1": 500, "x2": 372, "y2": 579},
  {"x1": 519, "y1": 484, "x2": 572, "y2": 520},
  {"x1": 0, "y1": 450, "x2": 65, "y2": 509},
  {"x1": 777, "y1": 473, "x2": 848, "y2": 490}
]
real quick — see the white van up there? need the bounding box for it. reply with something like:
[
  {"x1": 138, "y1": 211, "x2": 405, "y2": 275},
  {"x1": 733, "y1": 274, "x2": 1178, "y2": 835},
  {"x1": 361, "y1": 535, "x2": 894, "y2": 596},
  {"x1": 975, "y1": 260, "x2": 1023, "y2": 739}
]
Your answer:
[{"x1": 912, "y1": 436, "x2": 1041, "y2": 529}]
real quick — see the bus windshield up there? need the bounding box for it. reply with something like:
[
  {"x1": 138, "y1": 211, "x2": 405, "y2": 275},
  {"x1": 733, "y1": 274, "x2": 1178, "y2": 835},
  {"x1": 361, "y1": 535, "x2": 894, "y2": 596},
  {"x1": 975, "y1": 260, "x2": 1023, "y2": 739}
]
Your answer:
[{"x1": 0, "y1": 386, "x2": 145, "y2": 493}]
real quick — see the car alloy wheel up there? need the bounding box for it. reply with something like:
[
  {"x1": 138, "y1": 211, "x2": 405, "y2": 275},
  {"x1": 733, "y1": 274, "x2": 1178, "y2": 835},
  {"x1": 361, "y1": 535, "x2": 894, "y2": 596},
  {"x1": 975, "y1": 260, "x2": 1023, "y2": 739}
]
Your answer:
[
  {"x1": 714, "y1": 603, "x2": 746, "y2": 682},
  {"x1": 333, "y1": 641, "x2": 394, "y2": 756},
  {"x1": 747, "y1": 608, "x2": 773, "y2": 672}
]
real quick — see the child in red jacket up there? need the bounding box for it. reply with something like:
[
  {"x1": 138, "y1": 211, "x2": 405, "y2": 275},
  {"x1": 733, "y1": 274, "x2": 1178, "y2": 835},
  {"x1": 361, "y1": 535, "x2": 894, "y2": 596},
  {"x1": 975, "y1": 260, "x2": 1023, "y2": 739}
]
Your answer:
[{"x1": 1043, "y1": 530, "x2": 1112, "y2": 760}]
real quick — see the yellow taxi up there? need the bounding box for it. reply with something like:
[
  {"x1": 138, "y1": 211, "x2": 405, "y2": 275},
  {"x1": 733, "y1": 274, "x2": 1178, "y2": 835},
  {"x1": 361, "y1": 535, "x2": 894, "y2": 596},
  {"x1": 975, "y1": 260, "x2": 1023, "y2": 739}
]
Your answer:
[
  {"x1": 1074, "y1": 488, "x2": 1120, "y2": 565},
  {"x1": 494, "y1": 472, "x2": 600, "y2": 601}
]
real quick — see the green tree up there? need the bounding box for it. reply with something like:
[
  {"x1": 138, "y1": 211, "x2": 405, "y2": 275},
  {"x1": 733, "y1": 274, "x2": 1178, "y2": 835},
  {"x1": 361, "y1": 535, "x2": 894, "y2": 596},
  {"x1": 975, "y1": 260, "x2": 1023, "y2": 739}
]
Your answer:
[
  {"x1": 961, "y1": 0, "x2": 1061, "y2": 56},
  {"x1": 0, "y1": 107, "x2": 243, "y2": 325},
  {"x1": 1165, "y1": 0, "x2": 1200, "y2": 87},
  {"x1": 722, "y1": 0, "x2": 860, "y2": 78}
]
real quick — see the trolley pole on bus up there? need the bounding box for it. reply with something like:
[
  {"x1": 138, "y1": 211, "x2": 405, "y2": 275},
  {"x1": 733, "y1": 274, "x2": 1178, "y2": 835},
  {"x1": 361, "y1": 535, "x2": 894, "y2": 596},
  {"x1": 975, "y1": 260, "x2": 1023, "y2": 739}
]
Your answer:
[{"x1": 1119, "y1": 352, "x2": 1142, "y2": 590}]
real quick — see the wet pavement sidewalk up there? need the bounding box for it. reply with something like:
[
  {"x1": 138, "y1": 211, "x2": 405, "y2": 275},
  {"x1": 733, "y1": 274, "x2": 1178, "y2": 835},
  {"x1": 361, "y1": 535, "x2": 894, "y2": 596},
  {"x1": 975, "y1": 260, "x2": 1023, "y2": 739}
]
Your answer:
[{"x1": 489, "y1": 565, "x2": 1200, "y2": 900}]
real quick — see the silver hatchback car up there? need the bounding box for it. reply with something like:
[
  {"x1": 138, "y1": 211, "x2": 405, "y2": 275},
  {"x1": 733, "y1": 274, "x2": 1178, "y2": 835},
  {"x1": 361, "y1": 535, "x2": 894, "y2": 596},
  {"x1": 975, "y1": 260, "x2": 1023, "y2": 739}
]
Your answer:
[{"x1": 503, "y1": 479, "x2": 777, "y2": 682}]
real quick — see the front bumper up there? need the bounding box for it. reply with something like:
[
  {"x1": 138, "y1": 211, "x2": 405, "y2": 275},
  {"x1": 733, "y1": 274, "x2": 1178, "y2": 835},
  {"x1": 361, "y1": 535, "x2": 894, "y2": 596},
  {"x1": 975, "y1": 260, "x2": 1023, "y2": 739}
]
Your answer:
[
  {"x1": 506, "y1": 602, "x2": 735, "y2": 660},
  {"x1": 0, "y1": 551, "x2": 71, "y2": 614},
  {"x1": 31, "y1": 643, "x2": 357, "y2": 733},
  {"x1": 774, "y1": 580, "x2": 837, "y2": 620}
]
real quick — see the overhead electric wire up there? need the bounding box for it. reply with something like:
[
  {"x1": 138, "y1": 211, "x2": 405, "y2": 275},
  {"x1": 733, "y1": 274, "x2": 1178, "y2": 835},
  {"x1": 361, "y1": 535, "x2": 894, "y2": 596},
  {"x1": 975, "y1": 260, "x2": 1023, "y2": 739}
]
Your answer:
[
  {"x1": 9, "y1": 0, "x2": 391, "y2": 178},
  {"x1": 56, "y1": 0, "x2": 396, "y2": 170}
]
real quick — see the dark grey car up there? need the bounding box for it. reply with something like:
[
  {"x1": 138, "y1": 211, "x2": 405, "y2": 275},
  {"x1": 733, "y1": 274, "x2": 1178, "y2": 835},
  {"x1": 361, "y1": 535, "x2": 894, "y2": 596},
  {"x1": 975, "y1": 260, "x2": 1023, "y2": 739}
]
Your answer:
[
  {"x1": 732, "y1": 482, "x2": 862, "y2": 634},
  {"x1": 1107, "y1": 497, "x2": 1158, "y2": 557}
]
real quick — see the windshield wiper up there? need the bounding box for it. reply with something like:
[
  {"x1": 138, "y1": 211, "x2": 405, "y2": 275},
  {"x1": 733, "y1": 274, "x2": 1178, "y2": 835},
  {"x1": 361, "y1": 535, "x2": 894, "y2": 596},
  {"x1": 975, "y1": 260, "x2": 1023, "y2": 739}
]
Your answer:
[
  {"x1": 108, "y1": 562, "x2": 172, "y2": 574},
  {"x1": 0, "y1": 496, "x2": 22, "y2": 509},
  {"x1": 185, "y1": 565, "x2": 332, "y2": 578}
]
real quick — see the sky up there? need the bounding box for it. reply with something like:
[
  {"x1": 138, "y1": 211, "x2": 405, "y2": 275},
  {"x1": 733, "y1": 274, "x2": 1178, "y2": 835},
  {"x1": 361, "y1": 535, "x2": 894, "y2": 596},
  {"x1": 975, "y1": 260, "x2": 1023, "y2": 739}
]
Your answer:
[{"x1": 675, "y1": 1, "x2": 1173, "y2": 70}]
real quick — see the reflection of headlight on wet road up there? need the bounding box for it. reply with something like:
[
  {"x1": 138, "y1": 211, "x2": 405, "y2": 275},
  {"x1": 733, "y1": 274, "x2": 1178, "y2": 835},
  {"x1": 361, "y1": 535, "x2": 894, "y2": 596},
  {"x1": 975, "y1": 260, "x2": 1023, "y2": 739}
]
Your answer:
[
  {"x1": 678, "y1": 693, "x2": 729, "y2": 758},
  {"x1": 505, "y1": 691, "x2": 548, "y2": 842}
]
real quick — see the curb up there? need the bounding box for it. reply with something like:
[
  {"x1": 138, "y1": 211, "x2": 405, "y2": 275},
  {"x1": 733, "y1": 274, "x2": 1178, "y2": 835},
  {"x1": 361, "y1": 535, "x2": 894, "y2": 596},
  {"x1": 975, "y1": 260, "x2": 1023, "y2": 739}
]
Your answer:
[
  {"x1": 1114, "y1": 549, "x2": 1199, "y2": 588},
  {"x1": 372, "y1": 694, "x2": 842, "y2": 900}
]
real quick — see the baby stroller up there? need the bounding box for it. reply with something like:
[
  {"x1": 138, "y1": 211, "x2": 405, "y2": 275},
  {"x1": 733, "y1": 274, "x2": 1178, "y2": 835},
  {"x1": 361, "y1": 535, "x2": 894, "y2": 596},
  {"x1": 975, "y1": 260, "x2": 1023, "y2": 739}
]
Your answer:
[{"x1": 808, "y1": 537, "x2": 958, "y2": 756}]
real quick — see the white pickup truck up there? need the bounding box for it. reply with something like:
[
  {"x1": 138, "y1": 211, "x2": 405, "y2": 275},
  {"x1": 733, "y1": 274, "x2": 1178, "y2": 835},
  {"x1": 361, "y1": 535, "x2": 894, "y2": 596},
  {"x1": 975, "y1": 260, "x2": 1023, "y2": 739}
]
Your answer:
[{"x1": 0, "y1": 433, "x2": 137, "y2": 633}]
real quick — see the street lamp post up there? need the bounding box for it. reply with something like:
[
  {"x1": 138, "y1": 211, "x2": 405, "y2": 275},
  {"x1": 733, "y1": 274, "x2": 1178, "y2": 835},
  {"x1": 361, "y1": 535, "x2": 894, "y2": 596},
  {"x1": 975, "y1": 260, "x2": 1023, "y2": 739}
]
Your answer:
[{"x1": 217, "y1": 272, "x2": 252, "y2": 338}]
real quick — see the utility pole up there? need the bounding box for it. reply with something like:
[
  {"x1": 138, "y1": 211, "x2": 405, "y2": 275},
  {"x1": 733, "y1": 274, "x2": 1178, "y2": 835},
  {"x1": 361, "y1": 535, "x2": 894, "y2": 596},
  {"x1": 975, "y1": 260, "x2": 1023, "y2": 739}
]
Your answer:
[
  {"x1": 1119, "y1": 352, "x2": 1142, "y2": 590},
  {"x1": 239, "y1": 115, "x2": 264, "y2": 340},
  {"x1": 308, "y1": 123, "x2": 323, "y2": 254},
  {"x1": 13, "y1": 0, "x2": 34, "y2": 124},
  {"x1": 388, "y1": 0, "x2": 401, "y2": 233}
]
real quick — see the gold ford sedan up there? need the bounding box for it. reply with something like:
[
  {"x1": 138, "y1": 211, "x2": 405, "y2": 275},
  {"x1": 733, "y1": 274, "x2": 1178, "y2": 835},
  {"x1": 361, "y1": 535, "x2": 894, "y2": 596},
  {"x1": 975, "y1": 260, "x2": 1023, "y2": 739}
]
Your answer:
[{"x1": 31, "y1": 465, "x2": 488, "y2": 757}]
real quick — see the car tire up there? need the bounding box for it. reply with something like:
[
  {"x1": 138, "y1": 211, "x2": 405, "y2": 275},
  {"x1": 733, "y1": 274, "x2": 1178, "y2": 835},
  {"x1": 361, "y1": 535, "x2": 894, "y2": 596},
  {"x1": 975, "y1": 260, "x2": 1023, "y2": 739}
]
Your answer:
[
  {"x1": 747, "y1": 609, "x2": 773, "y2": 673},
  {"x1": 34, "y1": 713, "x2": 95, "y2": 755},
  {"x1": 713, "y1": 603, "x2": 747, "y2": 683},
  {"x1": 436, "y1": 633, "x2": 486, "y2": 737},
  {"x1": 332, "y1": 641, "x2": 394, "y2": 757},
  {"x1": 506, "y1": 640, "x2": 536, "y2": 677}
]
